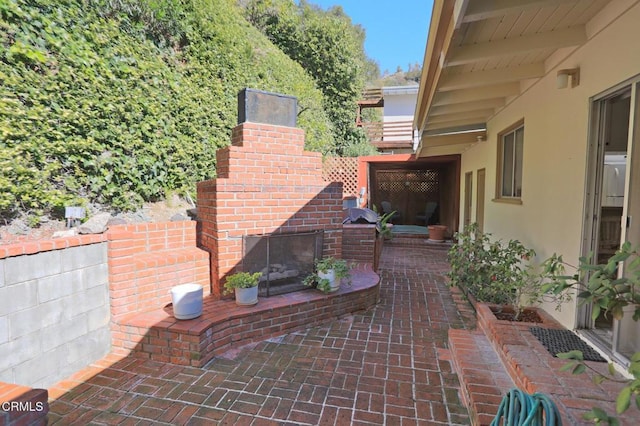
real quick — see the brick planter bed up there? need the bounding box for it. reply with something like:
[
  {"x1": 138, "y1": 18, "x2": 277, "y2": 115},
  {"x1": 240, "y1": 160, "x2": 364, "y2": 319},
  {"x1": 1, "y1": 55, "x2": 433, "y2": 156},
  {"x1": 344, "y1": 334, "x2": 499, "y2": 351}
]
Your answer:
[
  {"x1": 112, "y1": 263, "x2": 379, "y2": 367},
  {"x1": 450, "y1": 302, "x2": 640, "y2": 424}
]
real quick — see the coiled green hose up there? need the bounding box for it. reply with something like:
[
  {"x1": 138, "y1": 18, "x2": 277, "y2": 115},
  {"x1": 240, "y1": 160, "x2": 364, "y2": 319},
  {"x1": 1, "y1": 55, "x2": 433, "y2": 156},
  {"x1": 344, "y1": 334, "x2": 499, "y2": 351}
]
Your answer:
[{"x1": 490, "y1": 388, "x2": 562, "y2": 426}]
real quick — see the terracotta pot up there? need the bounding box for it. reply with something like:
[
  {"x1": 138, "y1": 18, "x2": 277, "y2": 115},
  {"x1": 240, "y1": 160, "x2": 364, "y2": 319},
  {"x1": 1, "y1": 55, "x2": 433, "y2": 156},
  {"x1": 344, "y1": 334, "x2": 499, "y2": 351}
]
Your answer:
[{"x1": 428, "y1": 225, "x2": 447, "y2": 242}]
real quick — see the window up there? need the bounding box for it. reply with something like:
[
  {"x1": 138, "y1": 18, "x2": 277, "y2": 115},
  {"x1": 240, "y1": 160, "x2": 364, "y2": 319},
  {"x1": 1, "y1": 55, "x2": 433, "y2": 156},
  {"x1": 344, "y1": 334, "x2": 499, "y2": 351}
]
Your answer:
[{"x1": 497, "y1": 121, "x2": 524, "y2": 200}]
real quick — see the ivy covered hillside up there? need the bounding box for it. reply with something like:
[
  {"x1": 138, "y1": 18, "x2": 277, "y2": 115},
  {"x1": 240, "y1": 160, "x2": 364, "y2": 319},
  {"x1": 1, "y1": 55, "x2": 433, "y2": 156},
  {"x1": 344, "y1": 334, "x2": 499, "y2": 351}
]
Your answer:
[{"x1": 1, "y1": 0, "x2": 374, "y2": 222}]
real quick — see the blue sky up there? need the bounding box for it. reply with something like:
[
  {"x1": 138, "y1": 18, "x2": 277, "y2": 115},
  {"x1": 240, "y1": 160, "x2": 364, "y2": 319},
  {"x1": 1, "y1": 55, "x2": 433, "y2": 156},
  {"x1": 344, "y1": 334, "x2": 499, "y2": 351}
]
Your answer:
[{"x1": 307, "y1": 0, "x2": 433, "y2": 74}]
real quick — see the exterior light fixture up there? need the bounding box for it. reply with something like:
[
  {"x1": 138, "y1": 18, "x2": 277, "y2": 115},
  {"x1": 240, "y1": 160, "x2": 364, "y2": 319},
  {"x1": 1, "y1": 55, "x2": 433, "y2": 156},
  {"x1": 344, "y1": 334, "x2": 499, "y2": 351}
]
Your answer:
[{"x1": 556, "y1": 68, "x2": 580, "y2": 89}]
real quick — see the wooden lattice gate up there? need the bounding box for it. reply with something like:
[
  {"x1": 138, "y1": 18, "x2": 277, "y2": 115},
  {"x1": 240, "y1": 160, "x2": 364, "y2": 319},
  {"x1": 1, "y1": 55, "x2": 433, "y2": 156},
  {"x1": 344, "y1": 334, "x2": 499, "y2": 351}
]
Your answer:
[{"x1": 372, "y1": 169, "x2": 440, "y2": 225}]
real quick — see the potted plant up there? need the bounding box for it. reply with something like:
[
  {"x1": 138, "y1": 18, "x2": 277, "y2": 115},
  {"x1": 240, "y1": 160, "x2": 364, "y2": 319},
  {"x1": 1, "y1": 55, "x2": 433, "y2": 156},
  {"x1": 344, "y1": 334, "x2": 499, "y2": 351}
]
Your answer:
[
  {"x1": 428, "y1": 224, "x2": 448, "y2": 242},
  {"x1": 379, "y1": 210, "x2": 396, "y2": 240},
  {"x1": 303, "y1": 256, "x2": 351, "y2": 294},
  {"x1": 223, "y1": 272, "x2": 262, "y2": 306}
]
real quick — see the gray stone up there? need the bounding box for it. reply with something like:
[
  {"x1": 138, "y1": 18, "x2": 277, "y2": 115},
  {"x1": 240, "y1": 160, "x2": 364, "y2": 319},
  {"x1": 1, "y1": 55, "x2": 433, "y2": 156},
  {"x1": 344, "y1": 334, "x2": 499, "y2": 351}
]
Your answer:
[
  {"x1": 170, "y1": 213, "x2": 188, "y2": 222},
  {"x1": 78, "y1": 212, "x2": 111, "y2": 234},
  {"x1": 8, "y1": 218, "x2": 30, "y2": 235},
  {"x1": 0, "y1": 260, "x2": 4, "y2": 288},
  {"x1": 4, "y1": 250, "x2": 61, "y2": 284}
]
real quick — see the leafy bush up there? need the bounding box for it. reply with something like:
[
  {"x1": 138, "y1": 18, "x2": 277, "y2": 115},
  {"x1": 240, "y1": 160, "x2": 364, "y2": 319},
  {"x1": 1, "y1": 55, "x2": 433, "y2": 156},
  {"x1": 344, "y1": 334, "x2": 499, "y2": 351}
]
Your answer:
[
  {"x1": 241, "y1": 0, "x2": 373, "y2": 155},
  {"x1": 542, "y1": 242, "x2": 640, "y2": 423},
  {"x1": 1, "y1": 0, "x2": 333, "y2": 220},
  {"x1": 447, "y1": 223, "x2": 538, "y2": 318}
]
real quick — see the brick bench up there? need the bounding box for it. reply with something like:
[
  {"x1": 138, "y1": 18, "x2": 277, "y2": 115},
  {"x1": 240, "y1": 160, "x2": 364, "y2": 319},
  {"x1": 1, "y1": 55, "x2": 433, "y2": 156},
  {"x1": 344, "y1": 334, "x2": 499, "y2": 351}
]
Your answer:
[
  {"x1": 112, "y1": 263, "x2": 380, "y2": 367},
  {"x1": 0, "y1": 382, "x2": 48, "y2": 426},
  {"x1": 107, "y1": 223, "x2": 210, "y2": 318}
]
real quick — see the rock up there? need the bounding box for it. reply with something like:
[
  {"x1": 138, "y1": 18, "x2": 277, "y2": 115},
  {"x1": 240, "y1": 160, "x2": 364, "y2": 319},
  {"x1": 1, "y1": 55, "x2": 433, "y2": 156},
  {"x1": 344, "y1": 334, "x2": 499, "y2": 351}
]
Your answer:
[
  {"x1": 8, "y1": 219, "x2": 30, "y2": 235},
  {"x1": 53, "y1": 229, "x2": 77, "y2": 238},
  {"x1": 107, "y1": 217, "x2": 127, "y2": 227},
  {"x1": 186, "y1": 208, "x2": 198, "y2": 219},
  {"x1": 170, "y1": 213, "x2": 188, "y2": 222},
  {"x1": 78, "y1": 212, "x2": 112, "y2": 234}
]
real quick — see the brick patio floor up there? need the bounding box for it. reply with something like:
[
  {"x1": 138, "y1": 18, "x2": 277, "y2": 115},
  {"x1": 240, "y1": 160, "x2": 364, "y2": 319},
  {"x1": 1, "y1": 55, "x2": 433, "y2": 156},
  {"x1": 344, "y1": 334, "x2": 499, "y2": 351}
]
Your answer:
[{"x1": 48, "y1": 240, "x2": 475, "y2": 425}]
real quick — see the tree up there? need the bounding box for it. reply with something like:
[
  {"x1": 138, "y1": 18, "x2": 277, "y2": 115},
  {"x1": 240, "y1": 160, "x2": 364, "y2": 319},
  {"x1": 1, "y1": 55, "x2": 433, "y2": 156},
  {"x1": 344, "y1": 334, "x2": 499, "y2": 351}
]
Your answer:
[{"x1": 241, "y1": 0, "x2": 374, "y2": 155}]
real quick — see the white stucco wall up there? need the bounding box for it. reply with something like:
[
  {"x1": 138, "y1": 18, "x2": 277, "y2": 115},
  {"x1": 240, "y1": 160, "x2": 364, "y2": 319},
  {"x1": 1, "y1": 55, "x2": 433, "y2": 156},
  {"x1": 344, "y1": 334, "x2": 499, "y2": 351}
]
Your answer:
[
  {"x1": 459, "y1": 1, "x2": 640, "y2": 328},
  {"x1": 383, "y1": 92, "x2": 418, "y2": 121}
]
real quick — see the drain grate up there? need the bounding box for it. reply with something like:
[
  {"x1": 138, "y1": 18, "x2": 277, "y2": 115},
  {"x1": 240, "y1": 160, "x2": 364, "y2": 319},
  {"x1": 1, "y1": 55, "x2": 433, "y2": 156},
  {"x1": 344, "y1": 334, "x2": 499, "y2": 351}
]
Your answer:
[{"x1": 529, "y1": 327, "x2": 606, "y2": 362}]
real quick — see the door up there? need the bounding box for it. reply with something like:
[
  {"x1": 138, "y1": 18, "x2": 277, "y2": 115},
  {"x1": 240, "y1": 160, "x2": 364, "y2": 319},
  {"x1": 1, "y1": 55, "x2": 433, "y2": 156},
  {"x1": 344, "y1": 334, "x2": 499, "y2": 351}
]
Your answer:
[
  {"x1": 476, "y1": 169, "x2": 486, "y2": 232},
  {"x1": 463, "y1": 171, "x2": 472, "y2": 227},
  {"x1": 582, "y1": 79, "x2": 639, "y2": 362},
  {"x1": 614, "y1": 82, "x2": 640, "y2": 359}
]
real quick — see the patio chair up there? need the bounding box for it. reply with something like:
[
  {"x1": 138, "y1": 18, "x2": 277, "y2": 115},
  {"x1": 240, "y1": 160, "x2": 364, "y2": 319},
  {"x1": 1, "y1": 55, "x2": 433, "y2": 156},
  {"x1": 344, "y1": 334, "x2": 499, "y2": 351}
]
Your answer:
[
  {"x1": 380, "y1": 201, "x2": 401, "y2": 223},
  {"x1": 416, "y1": 201, "x2": 437, "y2": 225}
]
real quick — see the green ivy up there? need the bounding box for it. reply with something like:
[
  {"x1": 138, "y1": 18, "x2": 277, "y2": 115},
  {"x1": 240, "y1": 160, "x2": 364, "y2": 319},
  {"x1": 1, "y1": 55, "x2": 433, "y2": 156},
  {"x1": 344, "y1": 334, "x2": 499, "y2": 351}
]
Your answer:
[{"x1": 1, "y1": 0, "x2": 333, "y2": 220}]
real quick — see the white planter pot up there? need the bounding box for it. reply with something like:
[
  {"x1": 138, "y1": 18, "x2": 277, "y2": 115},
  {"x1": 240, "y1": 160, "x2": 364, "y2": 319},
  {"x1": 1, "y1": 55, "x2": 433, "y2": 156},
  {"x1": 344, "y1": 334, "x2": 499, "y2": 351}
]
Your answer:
[
  {"x1": 318, "y1": 269, "x2": 340, "y2": 292},
  {"x1": 234, "y1": 286, "x2": 259, "y2": 306},
  {"x1": 171, "y1": 283, "x2": 203, "y2": 320}
]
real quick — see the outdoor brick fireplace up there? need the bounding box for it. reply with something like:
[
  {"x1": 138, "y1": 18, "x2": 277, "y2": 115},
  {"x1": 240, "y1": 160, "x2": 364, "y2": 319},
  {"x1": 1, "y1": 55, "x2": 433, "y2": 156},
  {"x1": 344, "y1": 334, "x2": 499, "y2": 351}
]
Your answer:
[
  {"x1": 243, "y1": 230, "x2": 324, "y2": 296},
  {"x1": 197, "y1": 97, "x2": 344, "y2": 299}
]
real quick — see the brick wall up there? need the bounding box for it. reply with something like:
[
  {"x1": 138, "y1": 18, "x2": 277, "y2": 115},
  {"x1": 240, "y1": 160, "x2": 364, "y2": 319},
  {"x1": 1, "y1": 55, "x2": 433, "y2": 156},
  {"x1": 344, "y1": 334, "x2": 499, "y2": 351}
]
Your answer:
[
  {"x1": 106, "y1": 221, "x2": 210, "y2": 319},
  {"x1": 0, "y1": 238, "x2": 111, "y2": 388},
  {"x1": 342, "y1": 224, "x2": 379, "y2": 268},
  {"x1": 198, "y1": 122, "x2": 344, "y2": 298}
]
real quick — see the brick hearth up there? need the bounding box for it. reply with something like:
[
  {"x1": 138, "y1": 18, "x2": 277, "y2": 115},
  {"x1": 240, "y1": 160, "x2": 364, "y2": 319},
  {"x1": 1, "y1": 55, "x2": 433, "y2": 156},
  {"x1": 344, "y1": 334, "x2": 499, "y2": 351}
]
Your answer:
[{"x1": 112, "y1": 264, "x2": 379, "y2": 367}]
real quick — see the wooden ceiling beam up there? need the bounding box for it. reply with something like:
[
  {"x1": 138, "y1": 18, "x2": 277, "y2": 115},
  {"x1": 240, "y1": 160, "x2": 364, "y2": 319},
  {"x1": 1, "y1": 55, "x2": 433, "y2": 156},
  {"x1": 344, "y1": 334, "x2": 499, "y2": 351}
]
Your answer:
[
  {"x1": 425, "y1": 117, "x2": 488, "y2": 131},
  {"x1": 430, "y1": 98, "x2": 505, "y2": 116},
  {"x1": 446, "y1": 26, "x2": 586, "y2": 66},
  {"x1": 432, "y1": 83, "x2": 520, "y2": 105},
  {"x1": 428, "y1": 109, "x2": 496, "y2": 125},
  {"x1": 439, "y1": 63, "x2": 546, "y2": 91}
]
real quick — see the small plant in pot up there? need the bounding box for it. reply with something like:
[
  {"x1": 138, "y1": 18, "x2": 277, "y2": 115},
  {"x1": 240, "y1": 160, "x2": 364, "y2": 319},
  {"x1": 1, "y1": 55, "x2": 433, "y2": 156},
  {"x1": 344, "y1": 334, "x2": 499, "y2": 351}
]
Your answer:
[
  {"x1": 303, "y1": 257, "x2": 351, "y2": 294},
  {"x1": 223, "y1": 272, "x2": 262, "y2": 306},
  {"x1": 379, "y1": 210, "x2": 396, "y2": 240}
]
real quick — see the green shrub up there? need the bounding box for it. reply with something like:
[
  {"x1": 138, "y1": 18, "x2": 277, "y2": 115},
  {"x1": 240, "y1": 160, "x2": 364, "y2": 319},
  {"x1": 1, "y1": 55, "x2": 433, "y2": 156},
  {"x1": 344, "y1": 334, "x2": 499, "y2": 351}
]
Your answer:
[
  {"x1": 1, "y1": 0, "x2": 333, "y2": 220},
  {"x1": 447, "y1": 223, "x2": 538, "y2": 318}
]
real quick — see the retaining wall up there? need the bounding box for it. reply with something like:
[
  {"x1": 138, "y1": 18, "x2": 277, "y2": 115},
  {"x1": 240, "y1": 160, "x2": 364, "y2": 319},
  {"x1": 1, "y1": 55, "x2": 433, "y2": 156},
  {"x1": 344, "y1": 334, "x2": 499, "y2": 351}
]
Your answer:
[{"x1": 0, "y1": 237, "x2": 110, "y2": 389}]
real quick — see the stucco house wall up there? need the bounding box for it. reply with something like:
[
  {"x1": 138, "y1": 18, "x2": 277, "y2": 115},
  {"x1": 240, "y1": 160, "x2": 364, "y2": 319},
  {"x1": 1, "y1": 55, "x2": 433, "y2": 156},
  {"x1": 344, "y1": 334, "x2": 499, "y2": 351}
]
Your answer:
[
  {"x1": 459, "y1": 1, "x2": 640, "y2": 328},
  {"x1": 383, "y1": 91, "x2": 418, "y2": 121}
]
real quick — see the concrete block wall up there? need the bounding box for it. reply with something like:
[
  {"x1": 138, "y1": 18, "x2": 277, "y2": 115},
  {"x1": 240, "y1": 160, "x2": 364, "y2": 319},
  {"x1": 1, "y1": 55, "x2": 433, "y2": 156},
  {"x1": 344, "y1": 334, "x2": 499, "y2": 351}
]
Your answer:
[{"x1": 0, "y1": 238, "x2": 111, "y2": 389}]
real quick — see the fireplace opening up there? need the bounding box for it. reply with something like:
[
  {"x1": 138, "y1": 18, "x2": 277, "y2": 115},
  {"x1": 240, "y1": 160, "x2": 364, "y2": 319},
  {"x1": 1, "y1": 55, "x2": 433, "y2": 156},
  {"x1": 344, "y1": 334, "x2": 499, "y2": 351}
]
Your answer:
[{"x1": 242, "y1": 231, "x2": 324, "y2": 297}]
